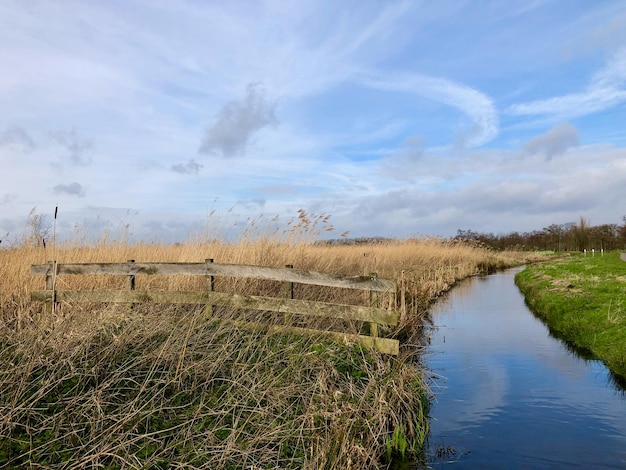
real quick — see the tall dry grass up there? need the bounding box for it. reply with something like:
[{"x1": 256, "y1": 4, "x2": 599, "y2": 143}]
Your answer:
[
  {"x1": 1, "y1": 231, "x2": 537, "y2": 330},
  {"x1": 0, "y1": 216, "x2": 541, "y2": 468}
]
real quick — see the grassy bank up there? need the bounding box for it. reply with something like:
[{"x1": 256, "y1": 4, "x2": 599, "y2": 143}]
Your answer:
[
  {"x1": 1, "y1": 233, "x2": 539, "y2": 468},
  {"x1": 0, "y1": 309, "x2": 430, "y2": 468},
  {"x1": 515, "y1": 251, "x2": 626, "y2": 380}
]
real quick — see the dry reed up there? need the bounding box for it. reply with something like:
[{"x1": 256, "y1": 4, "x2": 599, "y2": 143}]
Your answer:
[{"x1": 0, "y1": 216, "x2": 541, "y2": 468}]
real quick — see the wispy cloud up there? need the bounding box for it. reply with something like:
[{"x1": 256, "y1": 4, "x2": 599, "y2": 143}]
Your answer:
[
  {"x1": 523, "y1": 122, "x2": 580, "y2": 160},
  {"x1": 53, "y1": 182, "x2": 86, "y2": 197},
  {"x1": 381, "y1": 135, "x2": 425, "y2": 182},
  {"x1": 236, "y1": 198, "x2": 266, "y2": 209},
  {"x1": 508, "y1": 47, "x2": 626, "y2": 118},
  {"x1": 171, "y1": 159, "x2": 203, "y2": 175},
  {"x1": 199, "y1": 83, "x2": 277, "y2": 158},
  {"x1": 0, "y1": 125, "x2": 35, "y2": 152},
  {"x1": 358, "y1": 72, "x2": 499, "y2": 147},
  {"x1": 50, "y1": 128, "x2": 94, "y2": 166},
  {"x1": 2, "y1": 1, "x2": 626, "y2": 242},
  {"x1": 2, "y1": 193, "x2": 17, "y2": 205}
]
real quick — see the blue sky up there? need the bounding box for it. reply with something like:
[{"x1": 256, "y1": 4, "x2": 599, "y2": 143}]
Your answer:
[{"x1": 1, "y1": 0, "x2": 626, "y2": 243}]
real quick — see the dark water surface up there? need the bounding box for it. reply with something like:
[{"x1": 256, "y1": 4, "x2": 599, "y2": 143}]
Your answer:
[{"x1": 425, "y1": 267, "x2": 626, "y2": 469}]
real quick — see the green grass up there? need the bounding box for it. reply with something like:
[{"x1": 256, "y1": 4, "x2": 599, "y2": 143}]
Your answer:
[{"x1": 515, "y1": 251, "x2": 626, "y2": 379}]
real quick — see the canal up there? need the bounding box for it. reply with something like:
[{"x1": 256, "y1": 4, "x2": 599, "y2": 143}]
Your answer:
[{"x1": 425, "y1": 267, "x2": 626, "y2": 468}]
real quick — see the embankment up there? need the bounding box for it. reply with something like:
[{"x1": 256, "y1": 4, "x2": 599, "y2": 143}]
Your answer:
[{"x1": 515, "y1": 252, "x2": 626, "y2": 380}]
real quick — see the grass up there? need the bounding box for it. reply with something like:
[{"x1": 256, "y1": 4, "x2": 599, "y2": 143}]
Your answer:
[
  {"x1": 515, "y1": 251, "x2": 626, "y2": 380},
  {"x1": 0, "y1": 217, "x2": 542, "y2": 468},
  {"x1": 0, "y1": 308, "x2": 430, "y2": 468}
]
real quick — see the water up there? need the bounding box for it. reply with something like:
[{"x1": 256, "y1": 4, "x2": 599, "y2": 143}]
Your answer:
[{"x1": 426, "y1": 267, "x2": 626, "y2": 469}]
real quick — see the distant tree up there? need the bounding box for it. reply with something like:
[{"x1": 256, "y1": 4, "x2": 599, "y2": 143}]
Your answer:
[
  {"x1": 544, "y1": 224, "x2": 564, "y2": 251},
  {"x1": 574, "y1": 216, "x2": 590, "y2": 251},
  {"x1": 590, "y1": 224, "x2": 620, "y2": 251},
  {"x1": 620, "y1": 216, "x2": 626, "y2": 249},
  {"x1": 453, "y1": 216, "x2": 626, "y2": 252}
]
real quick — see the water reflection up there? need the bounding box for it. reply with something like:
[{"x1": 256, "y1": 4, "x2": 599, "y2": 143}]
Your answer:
[
  {"x1": 426, "y1": 268, "x2": 626, "y2": 468},
  {"x1": 538, "y1": 322, "x2": 626, "y2": 392}
]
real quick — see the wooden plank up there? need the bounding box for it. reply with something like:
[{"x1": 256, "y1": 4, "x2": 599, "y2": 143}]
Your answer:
[
  {"x1": 227, "y1": 320, "x2": 399, "y2": 355},
  {"x1": 31, "y1": 290, "x2": 398, "y2": 325},
  {"x1": 30, "y1": 262, "x2": 396, "y2": 292},
  {"x1": 621, "y1": 253, "x2": 626, "y2": 262}
]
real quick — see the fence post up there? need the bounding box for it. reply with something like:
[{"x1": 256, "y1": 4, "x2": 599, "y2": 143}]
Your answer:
[
  {"x1": 127, "y1": 259, "x2": 136, "y2": 311},
  {"x1": 283, "y1": 264, "x2": 294, "y2": 324},
  {"x1": 205, "y1": 259, "x2": 214, "y2": 315},
  {"x1": 369, "y1": 272, "x2": 379, "y2": 338}
]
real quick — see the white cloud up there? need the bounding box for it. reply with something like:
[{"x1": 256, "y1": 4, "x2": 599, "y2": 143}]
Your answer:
[
  {"x1": 508, "y1": 47, "x2": 626, "y2": 118},
  {"x1": 320, "y1": 144, "x2": 626, "y2": 237},
  {"x1": 358, "y1": 72, "x2": 499, "y2": 147},
  {"x1": 380, "y1": 136, "x2": 426, "y2": 182},
  {"x1": 1, "y1": 1, "x2": 626, "y2": 243}
]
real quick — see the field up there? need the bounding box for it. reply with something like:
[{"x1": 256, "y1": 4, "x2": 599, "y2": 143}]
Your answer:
[
  {"x1": 515, "y1": 251, "x2": 626, "y2": 381},
  {"x1": 0, "y1": 228, "x2": 542, "y2": 469}
]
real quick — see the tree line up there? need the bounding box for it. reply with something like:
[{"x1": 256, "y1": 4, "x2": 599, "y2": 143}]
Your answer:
[{"x1": 454, "y1": 216, "x2": 626, "y2": 252}]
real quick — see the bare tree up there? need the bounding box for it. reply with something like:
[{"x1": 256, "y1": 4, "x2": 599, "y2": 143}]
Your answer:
[
  {"x1": 575, "y1": 216, "x2": 590, "y2": 251},
  {"x1": 620, "y1": 216, "x2": 626, "y2": 249}
]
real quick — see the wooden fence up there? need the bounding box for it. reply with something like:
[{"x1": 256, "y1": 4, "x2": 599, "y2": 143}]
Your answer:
[{"x1": 31, "y1": 260, "x2": 400, "y2": 355}]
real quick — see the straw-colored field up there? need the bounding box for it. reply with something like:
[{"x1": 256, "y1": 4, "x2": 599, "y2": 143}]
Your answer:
[{"x1": 0, "y1": 230, "x2": 542, "y2": 468}]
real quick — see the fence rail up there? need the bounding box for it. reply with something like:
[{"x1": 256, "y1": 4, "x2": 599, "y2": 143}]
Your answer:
[{"x1": 31, "y1": 260, "x2": 400, "y2": 355}]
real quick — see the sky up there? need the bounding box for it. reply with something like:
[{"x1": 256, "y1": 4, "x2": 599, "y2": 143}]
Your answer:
[{"x1": 1, "y1": 0, "x2": 626, "y2": 244}]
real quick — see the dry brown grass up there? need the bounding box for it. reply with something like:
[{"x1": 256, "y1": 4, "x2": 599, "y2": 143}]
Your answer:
[
  {"x1": 0, "y1": 222, "x2": 540, "y2": 468},
  {"x1": 1, "y1": 306, "x2": 431, "y2": 468},
  {"x1": 1, "y1": 233, "x2": 538, "y2": 330}
]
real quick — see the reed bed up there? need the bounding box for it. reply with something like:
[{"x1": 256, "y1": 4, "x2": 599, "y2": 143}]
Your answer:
[{"x1": 0, "y1": 217, "x2": 540, "y2": 468}]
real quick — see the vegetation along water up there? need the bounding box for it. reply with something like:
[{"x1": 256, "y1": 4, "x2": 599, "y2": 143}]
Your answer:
[
  {"x1": 515, "y1": 251, "x2": 626, "y2": 381},
  {"x1": 0, "y1": 216, "x2": 544, "y2": 469},
  {"x1": 426, "y1": 267, "x2": 626, "y2": 468}
]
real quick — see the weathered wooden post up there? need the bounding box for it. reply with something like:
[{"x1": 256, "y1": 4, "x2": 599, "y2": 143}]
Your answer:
[
  {"x1": 206, "y1": 258, "x2": 214, "y2": 315},
  {"x1": 127, "y1": 259, "x2": 135, "y2": 312},
  {"x1": 369, "y1": 272, "x2": 379, "y2": 338},
  {"x1": 621, "y1": 253, "x2": 626, "y2": 262},
  {"x1": 283, "y1": 264, "x2": 294, "y2": 324}
]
